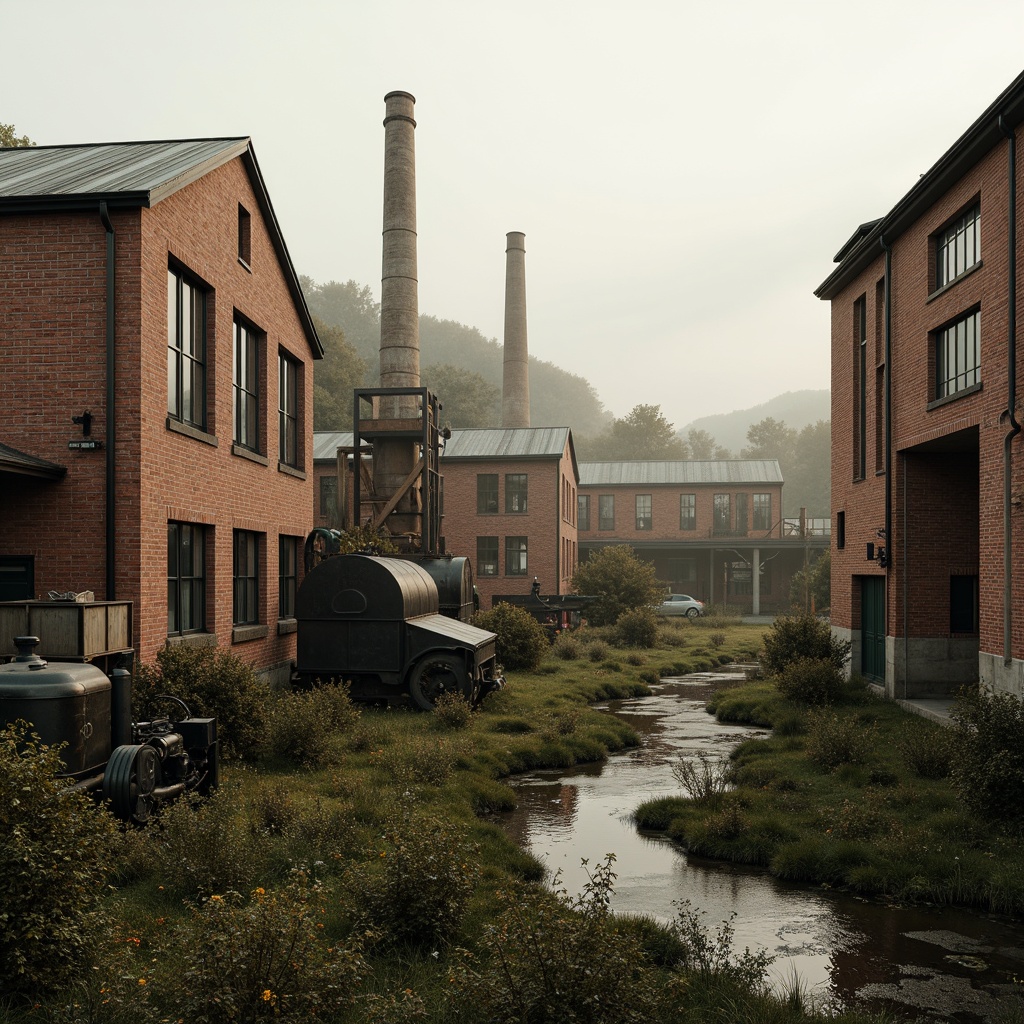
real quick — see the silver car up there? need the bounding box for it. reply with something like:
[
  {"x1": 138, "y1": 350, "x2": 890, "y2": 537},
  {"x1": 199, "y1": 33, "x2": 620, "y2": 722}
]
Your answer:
[{"x1": 657, "y1": 594, "x2": 705, "y2": 618}]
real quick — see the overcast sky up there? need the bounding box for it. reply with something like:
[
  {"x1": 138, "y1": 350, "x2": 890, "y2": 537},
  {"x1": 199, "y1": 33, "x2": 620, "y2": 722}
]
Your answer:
[{"x1": 6, "y1": 0, "x2": 1024, "y2": 426}]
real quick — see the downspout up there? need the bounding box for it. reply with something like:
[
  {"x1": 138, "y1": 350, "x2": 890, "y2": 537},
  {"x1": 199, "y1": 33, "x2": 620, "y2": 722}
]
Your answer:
[
  {"x1": 100, "y1": 203, "x2": 116, "y2": 600},
  {"x1": 880, "y1": 235, "x2": 899, "y2": 694},
  {"x1": 999, "y1": 115, "x2": 1019, "y2": 667}
]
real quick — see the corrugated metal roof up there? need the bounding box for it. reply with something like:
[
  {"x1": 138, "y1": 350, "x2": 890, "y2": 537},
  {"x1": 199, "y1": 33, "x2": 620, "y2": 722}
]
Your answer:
[
  {"x1": 578, "y1": 460, "x2": 783, "y2": 486},
  {"x1": 313, "y1": 431, "x2": 370, "y2": 462},
  {"x1": 0, "y1": 138, "x2": 249, "y2": 206},
  {"x1": 440, "y1": 427, "x2": 570, "y2": 460}
]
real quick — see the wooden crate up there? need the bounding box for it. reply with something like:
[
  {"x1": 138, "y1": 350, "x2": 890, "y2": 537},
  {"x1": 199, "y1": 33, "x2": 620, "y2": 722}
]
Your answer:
[{"x1": 0, "y1": 601, "x2": 132, "y2": 660}]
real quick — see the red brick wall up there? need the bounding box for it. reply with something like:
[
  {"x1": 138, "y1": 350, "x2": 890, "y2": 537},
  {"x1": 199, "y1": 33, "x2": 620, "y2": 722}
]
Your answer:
[{"x1": 0, "y1": 156, "x2": 316, "y2": 677}]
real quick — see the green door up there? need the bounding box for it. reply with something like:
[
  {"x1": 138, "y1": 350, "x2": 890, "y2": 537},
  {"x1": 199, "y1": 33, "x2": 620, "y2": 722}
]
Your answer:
[{"x1": 861, "y1": 576, "x2": 885, "y2": 682}]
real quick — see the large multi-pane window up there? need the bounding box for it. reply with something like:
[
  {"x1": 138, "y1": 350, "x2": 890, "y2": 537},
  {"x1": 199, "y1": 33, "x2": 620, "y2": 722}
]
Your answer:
[
  {"x1": 167, "y1": 267, "x2": 206, "y2": 428},
  {"x1": 713, "y1": 493, "x2": 731, "y2": 534},
  {"x1": 753, "y1": 493, "x2": 772, "y2": 531},
  {"x1": 855, "y1": 295, "x2": 867, "y2": 480},
  {"x1": 679, "y1": 493, "x2": 696, "y2": 531},
  {"x1": 168, "y1": 522, "x2": 205, "y2": 635},
  {"x1": 477, "y1": 474, "x2": 499, "y2": 513},
  {"x1": 935, "y1": 309, "x2": 980, "y2": 399},
  {"x1": 506, "y1": 474, "x2": 528, "y2": 513},
  {"x1": 233, "y1": 530, "x2": 260, "y2": 626},
  {"x1": 278, "y1": 353, "x2": 298, "y2": 466},
  {"x1": 279, "y1": 535, "x2": 298, "y2": 620},
  {"x1": 578, "y1": 494, "x2": 591, "y2": 531},
  {"x1": 505, "y1": 536, "x2": 528, "y2": 576},
  {"x1": 233, "y1": 319, "x2": 260, "y2": 451},
  {"x1": 936, "y1": 204, "x2": 980, "y2": 289},
  {"x1": 598, "y1": 495, "x2": 615, "y2": 531},
  {"x1": 635, "y1": 494, "x2": 652, "y2": 530},
  {"x1": 477, "y1": 536, "x2": 499, "y2": 576}
]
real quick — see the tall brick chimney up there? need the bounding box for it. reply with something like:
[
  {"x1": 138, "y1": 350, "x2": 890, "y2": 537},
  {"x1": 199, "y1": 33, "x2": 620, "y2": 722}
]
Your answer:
[{"x1": 501, "y1": 231, "x2": 530, "y2": 428}]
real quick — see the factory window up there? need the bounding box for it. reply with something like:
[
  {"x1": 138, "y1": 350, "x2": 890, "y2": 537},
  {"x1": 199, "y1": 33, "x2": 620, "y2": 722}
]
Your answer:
[
  {"x1": 753, "y1": 493, "x2": 772, "y2": 531},
  {"x1": 854, "y1": 294, "x2": 866, "y2": 480},
  {"x1": 635, "y1": 494, "x2": 652, "y2": 531},
  {"x1": 167, "y1": 522, "x2": 205, "y2": 636},
  {"x1": 477, "y1": 536, "x2": 499, "y2": 576},
  {"x1": 238, "y1": 203, "x2": 252, "y2": 268},
  {"x1": 713, "y1": 493, "x2": 731, "y2": 534},
  {"x1": 233, "y1": 530, "x2": 260, "y2": 626},
  {"x1": 935, "y1": 309, "x2": 980, "y2": 400},
  {"x1": 278, "y1": 352, "x2": 299, "y2": 467},
  {"x1": 578, "y1": 494, "x2": 591, "y2": 531},
  {"x1": 279, "y1": 535, "x2": 298, "y2": 620},
  {"x1": 836, "y1": 510, "x2": 845, "y2": 549},
  {"x1": 233, "y1": 318, "x2": 261, "y2": 452},
  {"x1": 506, "y1": 474, "x2": 528, "y2": 513},
  {"x1": 320, "y1": 475, "x2": 338, "y2": 522},
  {"x1": 505, "y1": 536, "x2": 528, "y2": 576},
  {"x1": 950, "y1": 575, "x2": 979, "y2": 634},
  {"x1": 167, "y1": 265, "x2": 207, "y2": 429},
  {"x1": 668, "y1": 557, "x2": 696, "y2": 585},
  {"x1": 679, "y1": 493, "x2": 696, "y2": 531},
  {"x1": 598, "y1": 495, "x2": 615, "y2": 531},
  {"x1": 477, "y1": 474, "x2": 499, "y2": 513},
  {"x1": 936, "y1": 203, "x2": 980, "y2": 289}
]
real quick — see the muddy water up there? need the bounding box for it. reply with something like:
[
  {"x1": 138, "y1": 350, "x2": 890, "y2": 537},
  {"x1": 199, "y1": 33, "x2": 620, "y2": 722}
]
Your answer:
[{"x1": 498, "y1": 672, "x2": 1024, "y2": 1022}]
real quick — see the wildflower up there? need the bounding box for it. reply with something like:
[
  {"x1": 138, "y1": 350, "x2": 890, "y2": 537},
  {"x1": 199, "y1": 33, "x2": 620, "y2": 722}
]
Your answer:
[
  {"x1": 209, "y1": 894, "x2": 222, "y2": 902},
  {"x1": 254, "y1": 887, "x2": 265, "y2": 896},
  {"x1": 262, "y1": 990, "x2": 274, "y2": 1003},
  {"x1": 138, "y1": 978, "x2": 147, "y2": 986}
]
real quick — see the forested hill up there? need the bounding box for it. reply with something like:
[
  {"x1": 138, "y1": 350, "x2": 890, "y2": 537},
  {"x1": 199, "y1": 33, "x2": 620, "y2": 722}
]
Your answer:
[
  {"x1": 303, "y1": 277, "x2": 611, "y2": 437},
  {"x1": 681, "y1": 391, "x2": 831, "y2": 454}
]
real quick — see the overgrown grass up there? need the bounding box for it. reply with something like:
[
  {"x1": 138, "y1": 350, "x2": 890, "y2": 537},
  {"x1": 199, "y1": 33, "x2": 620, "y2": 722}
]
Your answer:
[
  {"x1": 2, "y1": 625, "x2": 892, "y2": 1024},
  {"x1": 636, "y1": 674, "x2": 1024, "y2": 916}
]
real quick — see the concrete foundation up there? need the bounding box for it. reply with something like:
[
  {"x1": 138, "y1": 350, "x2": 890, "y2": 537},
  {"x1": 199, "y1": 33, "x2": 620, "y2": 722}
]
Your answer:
[
  {"x1": 979, "y1": 650, "x2": 1024, "y2": 698},
  {"x1": 885, "y1": 636, "x2": 979, "y2": 699}
]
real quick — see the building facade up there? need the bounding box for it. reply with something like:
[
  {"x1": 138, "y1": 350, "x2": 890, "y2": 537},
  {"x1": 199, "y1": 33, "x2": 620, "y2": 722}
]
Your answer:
[
  {"x1": 577, "y1": 461, "x2": 825, "y2": 615},
  {"x1": 816, "y1": 71, "x2": 1024, "y2": 698},
  {"x1": 0, "y1": 139, "x2": 321, "y2": 684}
]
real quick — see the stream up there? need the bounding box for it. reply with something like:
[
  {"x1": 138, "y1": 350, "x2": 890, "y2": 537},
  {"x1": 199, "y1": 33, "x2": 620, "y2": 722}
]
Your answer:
[{"x1": 498, "y1": 671, "x2": 1024, "y2": 1022}]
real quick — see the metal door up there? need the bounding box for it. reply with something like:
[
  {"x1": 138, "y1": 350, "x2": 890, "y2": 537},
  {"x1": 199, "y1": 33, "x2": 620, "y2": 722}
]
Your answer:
[{"x1": 861, "y1": 576, "x2": 885, "y2": 682}]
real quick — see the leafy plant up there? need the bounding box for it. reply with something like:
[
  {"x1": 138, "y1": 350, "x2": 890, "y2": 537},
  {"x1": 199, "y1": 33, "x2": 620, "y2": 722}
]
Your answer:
[
  {"x1": 671, "y1": 750, "x2": 731, "y2": 808},
  {"x1": 474, "y1": 602, "x2": 548, "y2": 671},
  {"x1": 615, "y1": 606, "x2": 659, "y2": 648},
  {"x1": 551, "y1": 632, "x2": 583, "y2": 660},
  {"x1": 570, "y1": 545, "x2": 663, "y2": 627},
  {"x1": 898, "y1": 721, "x2": 953, "y2": 779},
  {"x1": 760, "y1": 614, "x2": 850, "y2": 678},
  {"x1": 268, "y1": 683, "x2": 359, "y2": 767},
  {"x1": 432, "y1": 691, "x2": 473, "y2": 730},
  {"x1": 776, "y1": 656, "x2": 845, "y2": 705},
  {"x1": 805, "y1": 707, "x2": 874, "y2": 770}
]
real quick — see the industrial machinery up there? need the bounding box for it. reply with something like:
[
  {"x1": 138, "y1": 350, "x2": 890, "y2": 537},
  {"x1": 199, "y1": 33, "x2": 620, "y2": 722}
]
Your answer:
[{"x1": 0, "y1": 635, "x2": 218, "y2": 825}]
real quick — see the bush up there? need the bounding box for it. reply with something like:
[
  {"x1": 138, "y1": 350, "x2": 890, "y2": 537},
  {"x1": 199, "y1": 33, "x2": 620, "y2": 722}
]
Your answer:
[
  {"x1": 551, "y1": 632, "x2": 583, "y2": 660},
  {"x1": 950, "y1": 688, "x2": 1024, "y2": 826},
  {"x1": 805, "y1": 708, "x2": 874, "y2": 771},
  {"x1": 134, "y1": 643, "x2": 269, "y2": 760},
  {"x1": 586, "y1": 639, "x2": 610, "y2": 662},
  {"x1": 432, "y1": 691, "x2": 473, "y2": 730},
  {"x1": 474, "y1": 603, "x2": 549, "y2": 671},
  {"x1": 0, "y1": 721, "x2": 118, "y2": 996},
  {"x1": 776, "y1": 656, "x2": 844, "y2": 705},
  {"x1": 671, "y1": 751, "x2": 730, "y2": 808},
  {"x1": 760, "y1": 614, "x2": 850, "y2": 678},
  {"x1": 615, "y1": 607, "x2": 659, "y2": 648},
  {"x1": 570, "y1": 545, "x2": 663, "y2": 627},
  {"x1": 898, "y1": 722, "x2": 954, "y2": 779},
  {"x1": 268, "y1": 683, "x2": 360, "y2": 767}
]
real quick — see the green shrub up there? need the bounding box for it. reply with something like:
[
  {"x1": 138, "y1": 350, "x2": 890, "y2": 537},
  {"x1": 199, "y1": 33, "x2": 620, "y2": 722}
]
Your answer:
[
  {"x1": 709, "y1": 632, "x2": 727, "y2": 649},
  {"x1": 760, "y1": 614, "x2": 850, "y2": 678},
  {"x1": 671, "y1": 751, "x2": 731, "y2": 808},
  {"x1": 474, "y1": 603, "x2": 548, "y2": 671},
  {"x1": 776, "y1": 656, "x2": 844, "y2": 705},
  {"x1": 373, "y1": 735, "x2": 457, "y2": 786},
  {"x1": 899, "y1": 722, "x2": 954, "y2": 779},
  {"x1": 170, "y1": 876, "x2": 367, "y2": 1022},
  {"x1": 432, "y1": 691, "x2": 473, "y2": 729},
  {"x1": 133, "y1": 643, "x2": 269, "y2": 760},
  {"x1": 551, "y1": 632, "x2": 583, "y2": 660},
  {"x1": 587, "y1": 639, "x2": 610, "y2": 662},
  {"x1": 950, "y1": 688, "x2": 1024, "y2": 826},
  {"x1": 0, "y1": 721, "x2": 118, "y2": 996},
  {"x1": 570, "y1": 545, "x2": 663, "y2": 627},
  {"x1": 805, "y1": 708, "x2": 874, "y2": 771},
  {"x1": 615, "y1": 606, "x2": 659, "y2": 648},
  {"x1": 625, "y1": 651, "x2": 646, "y2": 666},
  {"x1": 268, "y1": 684, "x2": 358, "y2": 767}
]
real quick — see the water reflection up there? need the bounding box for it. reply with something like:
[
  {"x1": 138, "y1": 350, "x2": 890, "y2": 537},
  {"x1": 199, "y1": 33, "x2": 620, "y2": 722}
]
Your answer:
[{"x1": 498, "y1": 673, "x2": 1024, "y2": 1022}]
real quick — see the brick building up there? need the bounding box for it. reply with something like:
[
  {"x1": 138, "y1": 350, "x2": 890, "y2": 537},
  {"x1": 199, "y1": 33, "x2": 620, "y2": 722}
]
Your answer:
[
  {"x1": 577, "y1": 461, "x2": 826, "y2": 615},
  {"x1": 816, "y1": 71, "x2": 1024, "y2": 698},
  {"x1": 0, "y1": 138, "x2": 321, "y2": 684}
]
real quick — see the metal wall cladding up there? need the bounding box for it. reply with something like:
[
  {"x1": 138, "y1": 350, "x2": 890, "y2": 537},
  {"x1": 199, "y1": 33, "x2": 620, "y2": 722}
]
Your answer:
[{"x1": 0, "y1": 659, "x2": 112, "y2": 776}]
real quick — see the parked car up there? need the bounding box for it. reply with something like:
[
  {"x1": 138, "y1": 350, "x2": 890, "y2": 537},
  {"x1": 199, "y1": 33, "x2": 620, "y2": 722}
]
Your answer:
[{"x1": 657, "y1": 594, "x2": 705, "y2": 618}]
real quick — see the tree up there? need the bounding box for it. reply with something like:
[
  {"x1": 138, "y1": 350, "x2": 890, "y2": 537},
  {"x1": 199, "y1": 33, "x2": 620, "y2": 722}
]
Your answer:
[
  {"x1": 580, "y1": 404, "x2": 688, "y2": 461},
  {"x1": 302, "y1": 278, "x2": 381, "y2": 367},
  {"x1": 0, "y1": 124, "x2": 34, "y2": 147},
  {"x1": 312, "y1": 318, "x2": 368, "y2": 431},
  {"x1": 686, "y1": 427, "x2": 732, "y2": 460},
  {"x1": 421, "y1": 364, "x2": 500, "y2": 428},
  {"x1": 789, "y1": 549, "x2": 830, "y2": 614},
  {"x1": 742, "y1": 416, "x2": 830, "y2": 517},
  {"x1": 571, "y1": 545, "x2": 664, "y2": 626},
  {"x1": 741, "y1": 417, "x2": 797, "y2": 463}
]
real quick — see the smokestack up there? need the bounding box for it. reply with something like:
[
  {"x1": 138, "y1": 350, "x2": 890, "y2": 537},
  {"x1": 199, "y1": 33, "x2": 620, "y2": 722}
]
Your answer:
[
  {"x1": 377, "y1": 90, "x2": 421, "y2": 542},
  {"x1": 501, "y1": 231, "x2": 530, "y2": 428}
]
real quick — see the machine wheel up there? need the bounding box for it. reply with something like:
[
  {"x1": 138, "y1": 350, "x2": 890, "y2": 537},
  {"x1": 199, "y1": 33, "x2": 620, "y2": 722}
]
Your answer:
[
  {"x1": 686, "y1": 608, "x2": 700, "y2": 619},
  {"x1": 408, "y1": 652, "x2": 472, "y2": 711},
  {"x1": 104, "y1": 743, "x2": 160, "y2": 825}
]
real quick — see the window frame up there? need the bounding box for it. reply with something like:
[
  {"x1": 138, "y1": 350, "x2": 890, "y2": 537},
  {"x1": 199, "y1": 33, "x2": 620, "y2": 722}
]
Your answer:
[
  {"x1": 477, "y1": 474, "x2": 499, "y2": 514},
  {"x1": 167, "y1": 521, "x2": 205, "y2": 636},
  {"x1": 635, "y1": 493, "x2": 652, "y2": 531},
  {"x1": 233, "y1": 317, "x2": 261, "y2": 452},
  {"x1": 238, "y1": 203, "x2": 252, "y2": 268},
  {"x1": 167, "y1": 265, "x2": 207, "y2": 430},
  {"x1": 679, "y1": 493, "x2": 696, "y2": 531},
  {"x1": 935, "y1": 203, "x2": 980, "y2": 290},
  {"x1": 578, "y1": 494, "x2": 591, "y2": 532},
  {"x1": 505, "y1": 473, "x2": 528, "y2": 514},
  {"x1": 934, "y1": 308, "x2": 981, "y2": 401},
  {"x1": 752, "y1": 493, "x2": 772, "y2": 531},
  {"x1": 504, "y1": 536, "x2": 528, "y2": 576},
  {"x1": 713, "y1": 493, "x2": 731, "y2": 534},
  {"x1": 278, "y1": 351, "x2": 299, "y2": 467},
  {"x1": 598, "y1": 494, "x2": 615, "y2": 531},
  {"x1": 233, "y1": 530, "x2": 260, "y2": 627},
  {"x1": 279, "y1": 535, "x2": 298, "y2": 620},
  {"x1": 476, "y1": 536, "x2": 499, "y2": 576}
]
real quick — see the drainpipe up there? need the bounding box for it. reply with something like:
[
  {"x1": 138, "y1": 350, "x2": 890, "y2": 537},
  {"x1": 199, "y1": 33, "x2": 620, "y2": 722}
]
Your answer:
[
  {"x1": 880, "y1": 235, "x2": 899, "y2": 695},
  {"x1": 100, "y1": 203, "x2": 116, "y2": 600},
  {"x1": 999, "y1": 116, "x2": 1019, "y2": 668}
]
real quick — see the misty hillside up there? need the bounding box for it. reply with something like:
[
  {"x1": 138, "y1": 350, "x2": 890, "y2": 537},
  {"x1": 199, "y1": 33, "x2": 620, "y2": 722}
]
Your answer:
[{"x1": 681, "y1": 390, "x2": 831, "y2": 453}]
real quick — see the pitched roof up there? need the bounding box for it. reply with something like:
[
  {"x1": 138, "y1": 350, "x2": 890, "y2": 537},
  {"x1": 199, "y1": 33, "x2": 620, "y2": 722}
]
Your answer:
[
  {"x1": 0, "y1": 138, "x2": 321, "y2": 358},
  {"x1": 440, "y1": 426, "x2": 572, "y2": 461},
  {"x1": 816, "y1": 69, "x2": 1024, "y2": 300},
  {"x1": 578, "y1": 460, "x2": 783, "y2": 487},
  {"x1": 312, "y1": 431, "x2": 370, "y2": 462},
  {"x1": 0, "y1": 441, "x2": 66, "y2": 480}
]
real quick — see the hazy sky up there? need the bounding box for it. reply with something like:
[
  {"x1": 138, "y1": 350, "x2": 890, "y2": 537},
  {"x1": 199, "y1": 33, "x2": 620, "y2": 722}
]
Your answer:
[{"x1": 6, "y1": 0, "x2": 1024, "y2": 426}]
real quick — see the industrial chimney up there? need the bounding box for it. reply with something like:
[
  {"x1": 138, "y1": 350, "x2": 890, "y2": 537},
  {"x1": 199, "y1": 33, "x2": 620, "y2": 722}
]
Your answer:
[
  {"x1": 376, "y1": 90, "x2": 422, "y2": 543},
  {"x1": 501, "y1": 231, "x2": 530, "y2": 428}
]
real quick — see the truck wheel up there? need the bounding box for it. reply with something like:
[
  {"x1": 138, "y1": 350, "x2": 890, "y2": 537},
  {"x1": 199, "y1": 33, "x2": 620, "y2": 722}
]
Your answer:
[
  {"x1": 408, "y1": 652, "x2": 471, "y2": 711},
  {"x1": 104, "y1": 743, "x2": 160, "y2": 825}
]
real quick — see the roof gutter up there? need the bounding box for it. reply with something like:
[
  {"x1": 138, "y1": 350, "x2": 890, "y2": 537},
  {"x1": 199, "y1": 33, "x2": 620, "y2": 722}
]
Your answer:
[
  {"x1": 100, "y1": 202, "x2": 116, "y2": 600},
  {"x1": 999, "y1": 115, "x2": 1019, "y2": 666}
]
